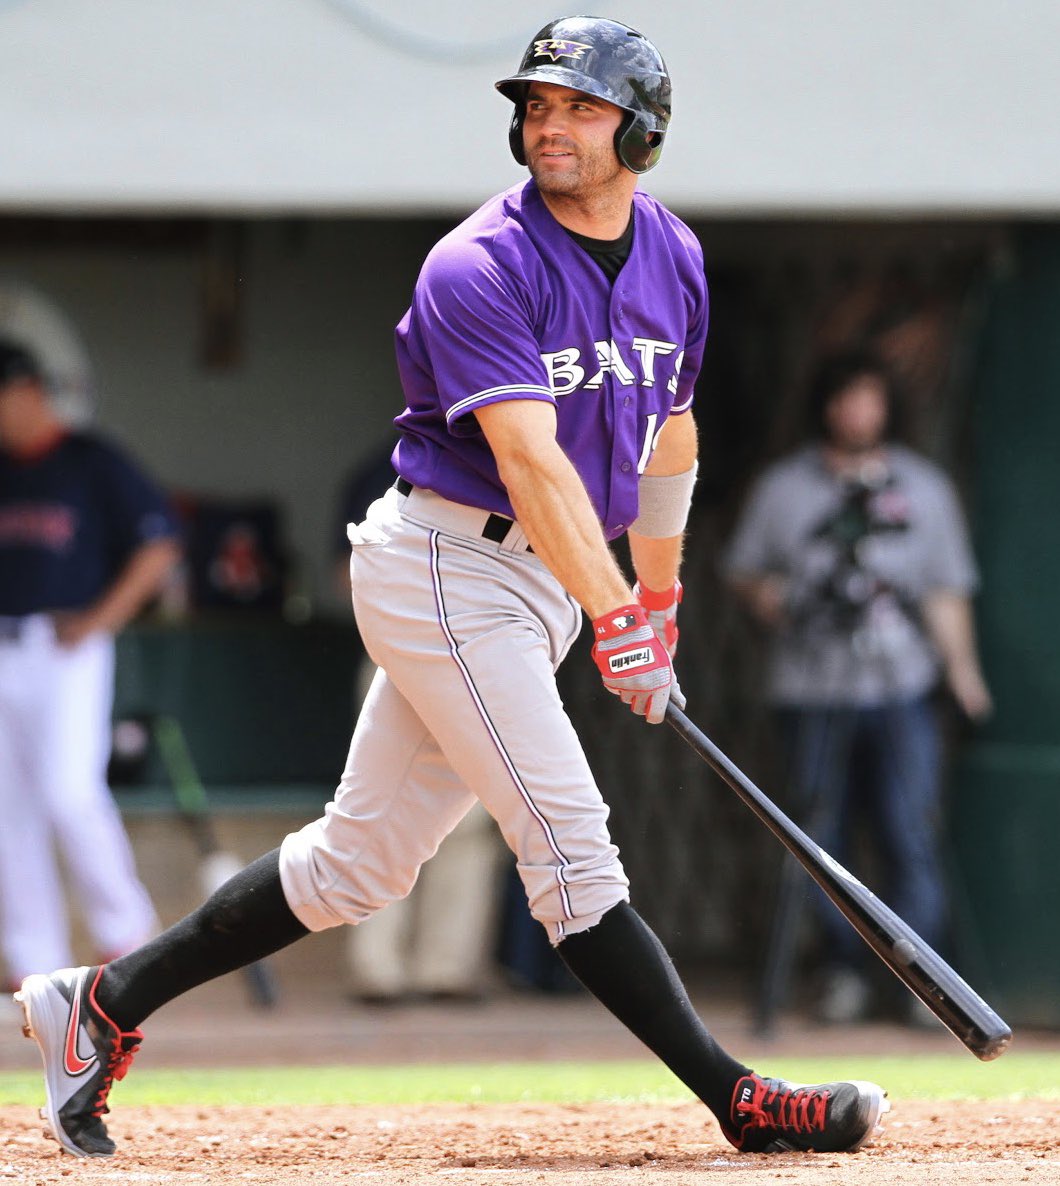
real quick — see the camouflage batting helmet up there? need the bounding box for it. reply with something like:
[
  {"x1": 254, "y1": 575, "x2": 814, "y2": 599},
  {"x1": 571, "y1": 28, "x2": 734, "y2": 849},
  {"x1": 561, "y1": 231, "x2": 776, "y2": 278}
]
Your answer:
[{"x1": 495, "y1": 15, "x2": 672, "y2": 175}]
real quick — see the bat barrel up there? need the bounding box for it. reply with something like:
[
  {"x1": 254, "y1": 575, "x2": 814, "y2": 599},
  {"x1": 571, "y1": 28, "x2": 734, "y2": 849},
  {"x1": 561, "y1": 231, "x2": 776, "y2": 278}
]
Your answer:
[
  {"x1": 882, "y1": 932, "x2": 1012, "y2": 1060},
  {"x1": 665, "y1": 703, "x2": 1012, "y2": 1061}
]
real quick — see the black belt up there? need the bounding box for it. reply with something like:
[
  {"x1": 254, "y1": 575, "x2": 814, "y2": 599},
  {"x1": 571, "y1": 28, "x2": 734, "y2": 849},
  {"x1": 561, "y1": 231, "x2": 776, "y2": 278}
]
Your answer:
[{"x1": 393, "y1": 477, "x2": 531, "y2": 552}]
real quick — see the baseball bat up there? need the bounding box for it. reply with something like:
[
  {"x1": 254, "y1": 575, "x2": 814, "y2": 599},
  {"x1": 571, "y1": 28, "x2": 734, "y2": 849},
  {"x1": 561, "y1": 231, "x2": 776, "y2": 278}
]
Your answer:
[
  {"x1": 665, "y1": 703, "x2": 1011, "y2": 1061},
  {"x1": 151, "y1": 715, "x2": 279, "y2": 1009}
]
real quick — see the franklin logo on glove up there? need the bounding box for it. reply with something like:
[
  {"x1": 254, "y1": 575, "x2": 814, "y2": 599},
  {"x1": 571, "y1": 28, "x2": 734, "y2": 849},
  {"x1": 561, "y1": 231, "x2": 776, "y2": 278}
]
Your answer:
[{"x1": 610, "y1": 648, "x2": 654, "y2": 672}]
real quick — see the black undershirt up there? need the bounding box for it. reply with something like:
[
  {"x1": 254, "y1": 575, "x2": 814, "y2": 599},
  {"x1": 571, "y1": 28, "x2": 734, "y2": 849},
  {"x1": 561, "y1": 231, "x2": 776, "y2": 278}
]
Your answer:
[{"x1": 564, "y1": 216, "x2": 634, "y2": 283}]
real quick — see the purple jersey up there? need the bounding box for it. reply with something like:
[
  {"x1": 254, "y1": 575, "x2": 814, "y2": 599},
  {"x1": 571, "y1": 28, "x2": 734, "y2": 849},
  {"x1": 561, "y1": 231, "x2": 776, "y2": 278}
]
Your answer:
[{"x1": 393, "y1": 180, "x2": 708, "y2": 540}]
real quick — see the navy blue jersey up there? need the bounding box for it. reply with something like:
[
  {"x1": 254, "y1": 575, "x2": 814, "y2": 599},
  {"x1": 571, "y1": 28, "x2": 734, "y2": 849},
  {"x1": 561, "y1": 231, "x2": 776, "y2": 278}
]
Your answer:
[
  {"x1": 0, "y1": 432, "x2": 178, "y2": 615},
  {"x1": 332, "y1": 445, "x2": 397, "y2": 561}
]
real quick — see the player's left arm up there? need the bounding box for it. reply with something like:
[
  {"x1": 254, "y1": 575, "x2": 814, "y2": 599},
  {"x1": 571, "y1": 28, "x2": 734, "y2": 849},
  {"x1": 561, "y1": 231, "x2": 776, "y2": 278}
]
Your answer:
[
  {"x1": 627, "y1": 410, "x2": 698, "y2": 656},
  {"x1": 54, "y1": 536, "x2": 182, "y2": 647},
  {"x1": 626, "y1": 219, "x2": 706, "y2": 641}
]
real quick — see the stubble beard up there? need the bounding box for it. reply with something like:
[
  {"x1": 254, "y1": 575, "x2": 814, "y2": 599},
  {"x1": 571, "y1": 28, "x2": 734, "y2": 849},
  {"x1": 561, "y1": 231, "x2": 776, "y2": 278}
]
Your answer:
[{"x1": 529, "y1": 142, "x2": 625, "y2": 203}]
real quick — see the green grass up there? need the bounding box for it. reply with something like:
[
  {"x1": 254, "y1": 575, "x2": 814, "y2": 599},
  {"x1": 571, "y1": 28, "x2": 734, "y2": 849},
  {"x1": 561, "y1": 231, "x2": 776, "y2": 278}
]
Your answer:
[{"x1": 2, "y1": 1053, "x2": 1058, "y2": 1108}]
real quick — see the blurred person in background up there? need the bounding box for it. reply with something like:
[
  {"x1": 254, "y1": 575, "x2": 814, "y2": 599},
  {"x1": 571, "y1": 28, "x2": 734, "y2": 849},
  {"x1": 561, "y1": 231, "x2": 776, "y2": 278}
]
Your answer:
[
  {"x1": 332, "y1": 443, "x2": 506, "y2": 1005},
  {"x1": 0, "y1": 280, "x2": 96, "y2": 428},
  {"x1": 0, "y1": 338, "x2": 180, "y2": 995},
  {"x1": 723, "y1": 348, "x2": 992, "y2": 1025}
]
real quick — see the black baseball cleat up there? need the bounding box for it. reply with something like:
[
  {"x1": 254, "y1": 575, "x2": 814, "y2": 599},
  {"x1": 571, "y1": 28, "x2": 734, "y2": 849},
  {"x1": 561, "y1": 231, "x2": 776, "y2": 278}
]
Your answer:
[
  {"x1": 14, "y1": 966, "x2": 142, "y2": 1157},
  {"x1": 723, "y1": 1072, "x2": 889, "y2": 1153}
]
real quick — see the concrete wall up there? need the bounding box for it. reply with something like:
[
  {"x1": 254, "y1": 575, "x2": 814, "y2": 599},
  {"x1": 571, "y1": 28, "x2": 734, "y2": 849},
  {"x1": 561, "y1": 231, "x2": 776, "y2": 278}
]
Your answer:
[{"x1": 3, "y1": 0, "x2": 1059, "y2": 214}]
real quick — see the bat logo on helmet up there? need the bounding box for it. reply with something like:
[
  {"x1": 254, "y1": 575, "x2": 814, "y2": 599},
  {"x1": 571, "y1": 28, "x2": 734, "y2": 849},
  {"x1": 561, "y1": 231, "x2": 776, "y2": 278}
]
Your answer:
[{"x1": 533, "y1": 38, "x2": 593, "y2": 63}]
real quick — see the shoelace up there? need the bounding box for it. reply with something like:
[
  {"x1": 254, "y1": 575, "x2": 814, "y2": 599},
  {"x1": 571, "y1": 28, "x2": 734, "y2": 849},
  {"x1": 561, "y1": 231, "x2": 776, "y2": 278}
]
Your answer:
[
  {"x1": 91, "y1": 1034, "x2": 141, "y2": 1118},
  {"x1": 736, "y1": 1078, "x2": 829, "y2": 1136}
]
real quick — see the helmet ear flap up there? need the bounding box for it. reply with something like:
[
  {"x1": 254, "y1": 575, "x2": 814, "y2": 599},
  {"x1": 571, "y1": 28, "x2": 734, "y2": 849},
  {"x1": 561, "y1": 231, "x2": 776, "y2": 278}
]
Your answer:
[
  {"x1": 614, "y1": 113, "x2": 665, "y2": 175},
  {"x1": 613, "y1": 111, "x2": 636, "y2": 172},
  {"x1": 508, "y1": 108, "x2": 527, "y2": 167}
]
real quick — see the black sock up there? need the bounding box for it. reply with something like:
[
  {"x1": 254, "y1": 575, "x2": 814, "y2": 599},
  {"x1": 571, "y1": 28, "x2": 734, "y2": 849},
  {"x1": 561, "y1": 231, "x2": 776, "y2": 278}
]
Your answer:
[
  {"x1": 557, "y1": 901, "x2": 750, "y2": 1124},
  {"x1": 97, "y1": 848, "x2": 309, "y2": 1030}
]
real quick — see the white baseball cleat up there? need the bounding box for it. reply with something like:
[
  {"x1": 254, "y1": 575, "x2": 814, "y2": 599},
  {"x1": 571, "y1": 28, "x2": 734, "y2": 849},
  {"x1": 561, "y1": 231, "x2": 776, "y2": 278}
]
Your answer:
[{"x1": 14, "y1": 966, "x2": 143, "y2": 1157}]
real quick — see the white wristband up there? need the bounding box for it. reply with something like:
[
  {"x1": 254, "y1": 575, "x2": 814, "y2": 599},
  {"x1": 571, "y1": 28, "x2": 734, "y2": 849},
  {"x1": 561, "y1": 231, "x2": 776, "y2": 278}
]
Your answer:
[{"x1": 629, "y1": 462, "x2": 698, "y2": 538}]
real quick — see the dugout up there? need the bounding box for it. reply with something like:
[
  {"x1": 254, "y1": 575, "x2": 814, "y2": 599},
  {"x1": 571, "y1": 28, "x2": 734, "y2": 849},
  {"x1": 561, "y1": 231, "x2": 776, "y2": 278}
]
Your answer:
[{"x1": 3, "y1": 212, "x2": 1053, "y2": 1024}]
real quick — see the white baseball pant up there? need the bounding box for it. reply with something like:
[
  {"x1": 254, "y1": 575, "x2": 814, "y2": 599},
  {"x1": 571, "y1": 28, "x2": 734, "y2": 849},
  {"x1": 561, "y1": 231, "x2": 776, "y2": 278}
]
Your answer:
[
  {"x1": 0, "y1": 615, "x2": 157, "y2": 983},
  {"x1": 281, "y1": 485, "x2": 630, "y2": 943}
]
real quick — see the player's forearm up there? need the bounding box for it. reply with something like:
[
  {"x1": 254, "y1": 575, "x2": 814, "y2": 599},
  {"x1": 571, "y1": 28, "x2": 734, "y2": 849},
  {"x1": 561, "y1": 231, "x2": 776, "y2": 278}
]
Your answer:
[
  {"x1": 627, "y1": 530, "x2": 683, "y2": 593},
  {"x1": 501, "y1": 444, "x2": 632, "y2": 617},
  {"x1": 627, "y1": 410, "x2": 696, "y2": 592},
  {"x1": 84, "y1": 537, "x2": 181, "y2": 635},
  {"x1": 475, "y1": 400, "x2": 632, "y2": 616},
  {"x1": 922, "y1": 591, "x2": 978, "y2": 672},
  {"x1": 921, "y1": 589, "x2": 993, "y2": 719}
]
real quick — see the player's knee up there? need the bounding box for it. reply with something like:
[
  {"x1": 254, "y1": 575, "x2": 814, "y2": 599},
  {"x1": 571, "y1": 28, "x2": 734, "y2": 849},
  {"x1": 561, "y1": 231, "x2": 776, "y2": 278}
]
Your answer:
[
  {"x1": 279, "y1": 826, "x2": 422, "y2": 931},
  {"x1": 521, "y1": 855, "x2": 630, "y2": 946},
  {"x1": 549, "y1": 899, "x2": 630, "y2": 945}
]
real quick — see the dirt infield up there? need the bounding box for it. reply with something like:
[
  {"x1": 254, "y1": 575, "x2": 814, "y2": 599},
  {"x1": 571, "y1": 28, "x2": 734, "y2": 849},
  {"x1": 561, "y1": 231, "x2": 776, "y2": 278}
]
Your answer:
[
  {"x1": 4, "y1": 959, "x2": 1058, "y2": 1185},
  {"x1": 3, "y1": 1097, "x2": 1059, "y2": 1184}
]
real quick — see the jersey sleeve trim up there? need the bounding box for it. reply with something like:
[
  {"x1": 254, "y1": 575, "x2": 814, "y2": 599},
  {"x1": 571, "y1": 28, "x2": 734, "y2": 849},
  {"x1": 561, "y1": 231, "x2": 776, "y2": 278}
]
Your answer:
[
  {"x1": 669, "y1": 392, "x2": 695, "y2": 415},
  {"x1": 445, "y1": 384, "x2": 556, "y2": 426}
]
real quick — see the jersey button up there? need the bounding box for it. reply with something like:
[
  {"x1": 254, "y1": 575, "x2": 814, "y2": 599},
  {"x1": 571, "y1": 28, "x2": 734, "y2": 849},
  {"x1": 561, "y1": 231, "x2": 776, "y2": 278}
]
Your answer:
[
  {"x1": 623, "y1": 396, "x2": 632, "y2": 408},
  {"x1": 620, "y1": 461, "x2": 632, "y2": 473}
]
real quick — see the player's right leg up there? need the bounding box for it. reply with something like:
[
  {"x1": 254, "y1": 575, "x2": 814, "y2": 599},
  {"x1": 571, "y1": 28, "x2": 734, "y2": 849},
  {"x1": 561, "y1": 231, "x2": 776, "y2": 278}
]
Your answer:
[
  {"x1": 16, "y1": 848, "x2": 309, "y2": 1155},
  {"x1": 16, "y1": 690, "x2": 467, "y2": 1159},
  {"x1": 14, "y1": 966, "x2": 143, "y2": 1157}
]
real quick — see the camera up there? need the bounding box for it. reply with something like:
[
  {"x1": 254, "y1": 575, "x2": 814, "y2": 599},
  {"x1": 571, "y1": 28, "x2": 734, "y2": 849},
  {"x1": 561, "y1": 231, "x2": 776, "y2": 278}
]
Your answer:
[{"x1": 810, "y1": 466, "x2": 910, "y2": 629}]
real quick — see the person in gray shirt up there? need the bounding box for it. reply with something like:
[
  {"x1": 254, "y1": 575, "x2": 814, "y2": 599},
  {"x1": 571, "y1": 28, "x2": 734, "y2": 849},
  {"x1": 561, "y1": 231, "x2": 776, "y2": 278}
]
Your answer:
[{"x1": 724, "y1": 349, "x2": 992, "y2": 1025}]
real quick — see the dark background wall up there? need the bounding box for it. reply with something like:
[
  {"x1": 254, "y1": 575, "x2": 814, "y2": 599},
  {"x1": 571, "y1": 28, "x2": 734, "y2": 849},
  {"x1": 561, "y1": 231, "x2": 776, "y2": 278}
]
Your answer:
[{"x1": 3, "y1": 215, "x2": 1057, "y2": 1022}]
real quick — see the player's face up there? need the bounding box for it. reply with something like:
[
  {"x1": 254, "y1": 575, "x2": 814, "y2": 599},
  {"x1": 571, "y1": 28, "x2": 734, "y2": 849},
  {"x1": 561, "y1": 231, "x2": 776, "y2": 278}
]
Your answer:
[
  {"x1": 522, "y1": 83, "x2": 627, "y2": 197},
  {"x1": 824, "y1": 375, "x2": 889, "y2": 453}
]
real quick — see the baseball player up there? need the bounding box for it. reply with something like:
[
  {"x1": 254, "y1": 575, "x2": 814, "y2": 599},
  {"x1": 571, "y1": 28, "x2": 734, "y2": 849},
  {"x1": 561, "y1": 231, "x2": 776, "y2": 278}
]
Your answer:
[
  {"x1": 0, "y1": 338, "x2": 179, "y2": 991},
  {"x1": 15, "y1": 17, "x2": 889, "y2": 1160}
]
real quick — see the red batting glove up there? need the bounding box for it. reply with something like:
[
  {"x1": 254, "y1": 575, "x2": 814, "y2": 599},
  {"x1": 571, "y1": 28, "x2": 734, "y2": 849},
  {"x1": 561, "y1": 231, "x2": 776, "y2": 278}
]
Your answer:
[
  {"x1": 634, "y1": 579, "x2": 682, "y2": 658},
  {"x1": 591, "y1": 603, "x2": 680, "y2": 725}
]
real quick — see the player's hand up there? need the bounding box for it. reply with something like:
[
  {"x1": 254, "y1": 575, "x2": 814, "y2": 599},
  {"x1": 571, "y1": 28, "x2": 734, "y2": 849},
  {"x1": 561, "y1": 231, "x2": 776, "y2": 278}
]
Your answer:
[
  {"x1": 634, "y1": 579, "x2": 682, "y2": 657},
  {"x1": 591, "y1": 603, "x2": 682, "y2": 725},
  {"x1": 946, "y1": 660, "x2": 994, "y2": 723},
  {"x1": 51, "y1": 609, "x2": 102, "y2": 648}
]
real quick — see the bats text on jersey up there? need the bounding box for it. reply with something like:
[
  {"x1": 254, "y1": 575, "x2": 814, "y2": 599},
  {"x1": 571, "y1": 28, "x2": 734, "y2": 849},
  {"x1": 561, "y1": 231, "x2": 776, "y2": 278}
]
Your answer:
[{"x1": 540, "y1": 338, "x2": 684, "y2": 398}]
